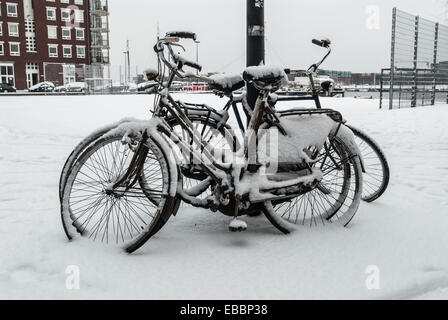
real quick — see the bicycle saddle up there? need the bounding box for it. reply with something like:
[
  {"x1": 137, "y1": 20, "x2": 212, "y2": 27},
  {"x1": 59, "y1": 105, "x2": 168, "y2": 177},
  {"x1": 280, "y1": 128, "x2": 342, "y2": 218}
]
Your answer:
[
  {"x1": 243, "y1": 66, "x2": 288, "y2": 91},
  {"x1": 209, "y1": 74, "x2": 245, "y2": 95}
]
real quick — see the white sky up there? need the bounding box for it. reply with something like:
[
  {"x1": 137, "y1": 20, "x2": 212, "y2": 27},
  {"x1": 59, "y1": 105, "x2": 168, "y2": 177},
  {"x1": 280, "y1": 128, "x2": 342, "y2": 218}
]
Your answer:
[{"x1": 108, "y1": 0, "x2": 447, "y2": 79}]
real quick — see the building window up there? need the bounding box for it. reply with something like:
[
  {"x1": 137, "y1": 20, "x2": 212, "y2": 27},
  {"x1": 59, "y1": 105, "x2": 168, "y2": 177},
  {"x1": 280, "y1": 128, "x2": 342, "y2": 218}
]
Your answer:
[
  {"x1": 48, "y1": 44, "x2": 58, "y2": 58},
  {"x1": 47, "y1": 25, "x2": 57, "y2": 39},
  {"x1": 0, "y1": 63, "x2": 15, "y2": 86},
  {"x1": 63, "y1": 64, "x2": 76, "y2": 85},
  {"x1": 75, "y1": 0, "x2": 84, "y2": 5},
  {"x1": 0, "y1": 23, "x2": 3, "y2": 36},
  {"x1": 62, "y1": 27, "x2": 71, "y2": 40},
  {"x1": 8, "y1": 22, "x2": 19, "y2": 37},
  {"x1": 75, "y1": 28, "x2": 85, "y2": 40},
  {"x1": 25, "y1": 19, "x2": 35, "y2": 33},
  {"x1": 61, "y1": 0, "x2": 69, "y2": 3},
  {"x1": 26, "y1": 63, "x2": 39, "y2": 88},
  {"x1": 47, "y1": 7, "x2": 56, "y2": 21},
  {"x1": 76, "y1": 46, "x2": 85, "y2": 58},
  {"x1": 0, "y1": 42, "x2": 4, "y2": 56},
  {"x1": 61, "y1": 8, "x2": 71, "y2": 22},
  {"x1": 6, "y1": 3, "x2": 18, "y2": 17},
  {"x1": 26, "y1": 36, "x2": 36, "y2": 52},
  {"x1": 9, "y1": 42, "x2": 20, "y2": 56},
  {"x1": 75, "y1": 10, "x2": 84, "y2": 23},
  {"x1": 63, "y1": 45, "x2": 72, "y2": 58}
]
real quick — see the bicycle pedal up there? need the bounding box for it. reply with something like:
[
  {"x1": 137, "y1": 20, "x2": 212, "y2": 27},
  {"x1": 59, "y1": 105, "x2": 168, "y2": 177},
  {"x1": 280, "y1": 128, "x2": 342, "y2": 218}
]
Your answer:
[{"x1": 229, "y1": 219, "x2": 247, "y2": 232}]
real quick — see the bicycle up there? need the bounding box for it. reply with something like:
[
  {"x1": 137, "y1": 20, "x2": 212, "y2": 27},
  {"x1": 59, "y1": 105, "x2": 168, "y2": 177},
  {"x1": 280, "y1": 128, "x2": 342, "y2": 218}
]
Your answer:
[
  {"x1": 60, "y1": 32, "x2": 363, "y2": 253},
  {"x1": 59, "y1": 44, "x2": 388, "y2": 207}
]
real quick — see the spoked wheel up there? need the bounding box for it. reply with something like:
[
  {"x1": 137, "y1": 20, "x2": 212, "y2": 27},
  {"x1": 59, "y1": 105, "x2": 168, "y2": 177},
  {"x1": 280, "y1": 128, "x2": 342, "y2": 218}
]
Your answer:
[
  {"x1": 347, "y1": 125, "x2": 390, "y2": 203},
  {"x1": 59, "y1": 123, "x2": 129, "y2": 201},
  {"x1": 262, "y1": 132, "x2": 363, "y2": 233},
  {"x1": 167, "y1": 117, "x2": 239, "y2": 200},
  {"x1": 61, "y1": 133, "x2": 176, "y2": 253}
]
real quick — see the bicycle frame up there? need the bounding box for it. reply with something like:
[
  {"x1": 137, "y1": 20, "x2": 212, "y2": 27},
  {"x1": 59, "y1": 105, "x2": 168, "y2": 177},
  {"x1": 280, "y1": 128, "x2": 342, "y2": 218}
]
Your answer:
[{"x1": 110, "y1": 36, "x2": 343, "y2": 207}]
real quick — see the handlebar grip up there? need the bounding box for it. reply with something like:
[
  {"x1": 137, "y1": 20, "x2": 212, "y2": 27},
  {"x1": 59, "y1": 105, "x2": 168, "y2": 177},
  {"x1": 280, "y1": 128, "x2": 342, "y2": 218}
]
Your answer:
[
  {"x1": 183, "y1": 60, "x2": 202, "y2": 72},
  {"x1": 166, "y1": 31, "x2": 197, "y2": 41},
  {"x1": 312, "y1": 39, "x2": 324, "y2": 47}
]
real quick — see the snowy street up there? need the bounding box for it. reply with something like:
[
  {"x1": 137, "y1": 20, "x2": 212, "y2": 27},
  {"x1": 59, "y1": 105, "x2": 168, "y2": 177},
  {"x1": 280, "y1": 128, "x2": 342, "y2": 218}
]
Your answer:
[{"x1": 0, "y1": 94, "x2": 447, "y2": 299}]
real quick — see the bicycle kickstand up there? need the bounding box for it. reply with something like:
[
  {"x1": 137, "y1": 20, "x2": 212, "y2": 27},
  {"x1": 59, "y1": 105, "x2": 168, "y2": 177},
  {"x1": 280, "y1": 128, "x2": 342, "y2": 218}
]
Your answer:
[{"x1": 229, "y1": 195, "x2": 247, "y2": 232}]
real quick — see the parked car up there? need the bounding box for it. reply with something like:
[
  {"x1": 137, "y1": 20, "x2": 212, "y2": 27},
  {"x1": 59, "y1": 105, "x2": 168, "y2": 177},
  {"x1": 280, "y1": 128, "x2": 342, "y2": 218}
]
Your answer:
[
  {"x1": 28, "y1": 82, "x2": 55, "y2": 93},
  {"x1": 0, "y1": 83, "x2": 16, "y2": 93},
  {"x1": 66, "y1": 82, "x2": 87, "y2": 93},
  {"x1": 54, "y1": 85, "x2": 68, "y2": 93}
]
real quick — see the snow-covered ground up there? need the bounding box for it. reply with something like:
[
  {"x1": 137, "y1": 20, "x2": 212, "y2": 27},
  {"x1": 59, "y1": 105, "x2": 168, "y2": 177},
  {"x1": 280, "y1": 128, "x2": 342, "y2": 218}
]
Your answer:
[{"x1": 0, "y1": 94, "x2": 447, "y2": 299}]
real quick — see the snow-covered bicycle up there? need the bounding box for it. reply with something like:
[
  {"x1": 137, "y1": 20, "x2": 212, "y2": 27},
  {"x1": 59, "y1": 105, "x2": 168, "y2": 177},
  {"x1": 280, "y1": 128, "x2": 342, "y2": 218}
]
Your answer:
[{"x1": 60, "y1": 32, "x2": 363, "y2": 253}]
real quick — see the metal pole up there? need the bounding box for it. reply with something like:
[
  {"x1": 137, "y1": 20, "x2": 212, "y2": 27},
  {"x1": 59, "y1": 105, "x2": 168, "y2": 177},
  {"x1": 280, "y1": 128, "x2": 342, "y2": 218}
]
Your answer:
[
  {"x1": 431, "y1": 23, "x2": 439, "y2": 106},
  {"x1": 195, "y1": 40, "x2": 200, "y2": 83},
  {"x1": 379, "y1": 68, "x2": 384, "y2": 109},
  {"x1": 389, "y1": 8, "x2": 397, "y2": 110},
  {"x1": 412, "y1": 16, "x2": 419, "y2": 108},
  {"x1": 126, "y1": 40, "x2": 131, "y2": 83},
  {"x1": 247, "y1": 0, "x2": 265, "y2": 110}
]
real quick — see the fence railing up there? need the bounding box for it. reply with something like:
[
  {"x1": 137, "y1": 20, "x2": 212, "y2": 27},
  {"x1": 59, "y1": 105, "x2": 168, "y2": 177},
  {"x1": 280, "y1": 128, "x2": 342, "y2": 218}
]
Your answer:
[{"x1": 381, "y1": 8, "x2": 448, "y2": 109}]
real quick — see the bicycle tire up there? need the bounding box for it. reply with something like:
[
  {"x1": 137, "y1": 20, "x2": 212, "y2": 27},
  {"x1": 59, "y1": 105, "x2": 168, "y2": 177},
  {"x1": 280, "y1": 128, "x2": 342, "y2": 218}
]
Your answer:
[
  {"x1": 346, "y1": 125, "x2": 390, "y2": 203},
  {"x1": 262, "y1": 127, "x2": 363, "y2": 233},
  {"x1": 61, "y1": 131, "x2": 177, "y2": 253}
]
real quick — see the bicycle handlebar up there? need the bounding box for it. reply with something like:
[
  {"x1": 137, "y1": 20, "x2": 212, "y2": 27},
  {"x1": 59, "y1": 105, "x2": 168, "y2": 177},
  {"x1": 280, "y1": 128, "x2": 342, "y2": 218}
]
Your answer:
[
  {"x1": 308, "y1": 38, "x2": 332, "y2": 73},
  {"x1": 181, "y1": 59, "x2": 202, "y2": 72},
  {"x1": 165, "y1": 31, "x2": 197, "y2": 41}
]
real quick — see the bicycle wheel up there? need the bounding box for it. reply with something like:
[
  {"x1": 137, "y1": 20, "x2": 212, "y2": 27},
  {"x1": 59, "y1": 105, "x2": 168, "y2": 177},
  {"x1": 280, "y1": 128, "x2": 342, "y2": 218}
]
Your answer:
[
  {"x1": 59, "y1": 121, "x2": 134, "y2": 201},
  {"x1": 346, "y1": 125, "x2": 390, "y2": 203},
  {"x1": 61, "y1": 132, "x2": 177, "y2": 253},
  {"x1": 262, "y1": 128, "x2": 363, "y2": 233}
]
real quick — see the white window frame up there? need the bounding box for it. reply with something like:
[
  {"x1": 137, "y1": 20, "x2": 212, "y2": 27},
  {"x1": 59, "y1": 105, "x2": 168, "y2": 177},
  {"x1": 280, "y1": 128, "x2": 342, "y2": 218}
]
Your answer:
[
  {"x1": 0, "y1": 22, "x2": 3, "y2": 37},
  {"x1": 76, "y1": 45, "x2": 86, "y2": 58},
  {"x1": 0, "y1": 63, "x2": 15, "y2": 86},
  {"x1": 0, "y1": 42, "x2": 4, "y2": 56},
  {"x1": 6, "y1": 2, "x2": 18, "y2": 17},
  {"x1": 46, "y1": 7, "x2": 56, "y2": 21},
  {"x1": 63, "y1": 45, "x2": 72, "y2": 58},
  {"x1": 8, "y1": 22, "x2": 19, "y2": 37},
  {"x1": 9, "y1": 42, "x2": 20, "y2": 56},
  {"x1": 75, "y1": 10, "x2": 84, "y2": 23},
  {"x1": 61, "y1": 0, "x2": 69, "y2": 3},
  {"x1": 62, "y1": 27, "x2": 71, "y2": 40},
  {"x1": 61, "y1": 8, "x2": 71, "y2": 22},
  {"x1": 48, "y1": 44, "x2": 58, "y2": 58},
  {"x1": 47, "y1": 25, "x2": 57, "y2": 39},
  {"x1": 75, "y1": 27, "x2": 85, "y2": 40},
  {"x1": 75, "y1": 0, "x2": 84, "y2": 5}
]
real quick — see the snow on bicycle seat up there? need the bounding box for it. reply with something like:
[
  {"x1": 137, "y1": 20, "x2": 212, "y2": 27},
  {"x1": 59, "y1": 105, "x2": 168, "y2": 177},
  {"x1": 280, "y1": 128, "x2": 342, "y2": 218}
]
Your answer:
[
  {"x1": 243, "y1": 66, "x2": 288, "y2": 89},
  {"x1": 209, "y1": 73, "x2": 245, "y2": 95}
]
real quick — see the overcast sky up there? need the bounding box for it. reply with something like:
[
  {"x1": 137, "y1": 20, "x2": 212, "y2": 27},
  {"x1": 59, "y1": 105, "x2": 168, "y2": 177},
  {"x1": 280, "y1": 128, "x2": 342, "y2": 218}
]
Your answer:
[{"x1": 108, "y1": 0, "x2": 447, "y2": 79}]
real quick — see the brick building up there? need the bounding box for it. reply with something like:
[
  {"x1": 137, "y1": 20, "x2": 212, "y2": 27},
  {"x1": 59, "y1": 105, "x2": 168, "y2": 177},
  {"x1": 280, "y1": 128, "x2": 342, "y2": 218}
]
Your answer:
[{"x1": 0, "y1": 0, "x2": 109, "y2": 90}]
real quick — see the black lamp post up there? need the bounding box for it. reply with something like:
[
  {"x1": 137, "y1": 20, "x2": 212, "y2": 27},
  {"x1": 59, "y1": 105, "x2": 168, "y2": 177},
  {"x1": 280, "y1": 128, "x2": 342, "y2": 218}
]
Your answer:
[{"x1": 246, "y1": 0, "x2": 265, "y2": 110}]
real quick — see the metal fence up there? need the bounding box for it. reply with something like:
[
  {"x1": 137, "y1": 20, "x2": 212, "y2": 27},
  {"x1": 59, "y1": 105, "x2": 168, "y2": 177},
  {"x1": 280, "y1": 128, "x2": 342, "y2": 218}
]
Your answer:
[{"x1": 380, "y1": 8, "x2": 448, "y2": 109}]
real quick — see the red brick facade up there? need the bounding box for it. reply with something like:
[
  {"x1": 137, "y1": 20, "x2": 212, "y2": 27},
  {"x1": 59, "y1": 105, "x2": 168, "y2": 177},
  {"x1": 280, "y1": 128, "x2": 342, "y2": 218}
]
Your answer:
[{"x1": 0, "y1": 0, "x2": 105, "y2": 89}]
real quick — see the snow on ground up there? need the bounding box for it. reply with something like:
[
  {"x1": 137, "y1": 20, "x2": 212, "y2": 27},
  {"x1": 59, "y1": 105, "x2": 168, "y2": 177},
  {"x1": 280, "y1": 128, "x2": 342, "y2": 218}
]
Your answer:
[{"x1": 0, "y1": 94, "x2": 447, "y2": 299}]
